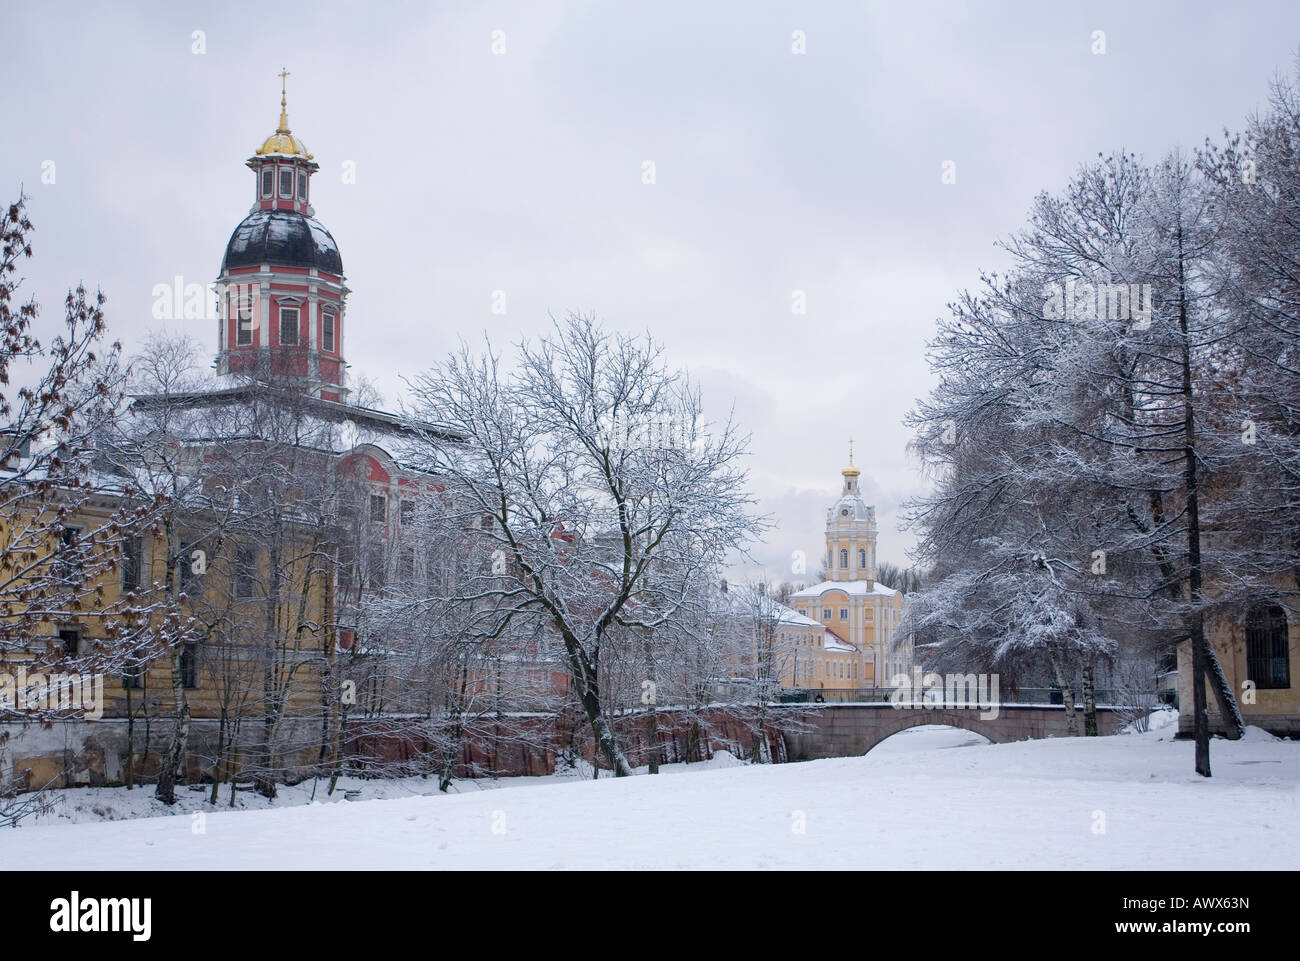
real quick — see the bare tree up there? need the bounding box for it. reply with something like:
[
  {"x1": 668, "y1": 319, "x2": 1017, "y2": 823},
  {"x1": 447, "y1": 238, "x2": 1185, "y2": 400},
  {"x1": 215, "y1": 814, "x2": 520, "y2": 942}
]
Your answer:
[{"x1": 402, "y1": 314, "x2": 763, "y2": 775}]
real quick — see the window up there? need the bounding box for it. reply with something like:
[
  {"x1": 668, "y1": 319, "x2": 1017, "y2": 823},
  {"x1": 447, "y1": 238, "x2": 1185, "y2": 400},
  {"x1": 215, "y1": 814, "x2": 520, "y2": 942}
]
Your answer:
[
  {"x1": 278, "y1": 306, "x2": 299, "y2": 345},
  {"x1": 279, "y1": 168, "x2": 294, "y2": 198},
  {"x1": 859, "y1": 548, "x2": 867, "y2": 569},
  {"x1": 180, "y1": 644, "x2": 198, "y2": 689},
  {"x1": 822, "y1": 608, "x2": 831, "y2": 620},
  {"x1": 122, "y1": 662, "x2": 146, "y2": 690},
  {"x1": 322, "y1": 311, "x2": 335, "y2": 352},
  {"x1": 236, "y1": 295, "x2": 254, "y2": 346},
  {"x1": 399, "y1": 547, "x2": 415, "y2": 582},
  {"x1": 235, "y1": 545, "x2": 257, "y2": 598},
  {"x1": 58, "y1": 628, "x2": 80, "y2": 656},
  {"x1": 261, "y1": 168, "x2": 273, "y2": 198},
  {"x1": 1246, "y1": 605, "x2": 1291, "y2": 689},
  {"x1": 839, "y1": 608, "x2": 848, "y2": 620},
  {"x1": 840, "y1": 548, "x2": 848, "y2": 569},
  {"x1": 120, "y1": 537, "x2": 142, "y2": 593},
  {"x1": 370, "y1": 494, "x2": 387, "y2": 523},
  {"x1": 400, "y1": 500, "x2": 414, "y2": 525},
  {"x1": 797, "y1": 608, "x2": 806, "y2": 617},
  {"x1": 55, "y1": 526, "x2": 81, "y2": 579},
  {"x1": 297, "y1": 170, "x2": 307, "y2": 201}
]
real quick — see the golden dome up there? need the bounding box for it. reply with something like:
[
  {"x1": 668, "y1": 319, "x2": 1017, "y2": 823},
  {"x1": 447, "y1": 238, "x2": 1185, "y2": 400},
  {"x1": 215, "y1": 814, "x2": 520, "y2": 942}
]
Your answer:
[
  {"x1": 253, "y1": 69, "x2": 314, "y2": 160},
  {"x1": 256, "y1": 130, "x2": 312, "y2": 159}
]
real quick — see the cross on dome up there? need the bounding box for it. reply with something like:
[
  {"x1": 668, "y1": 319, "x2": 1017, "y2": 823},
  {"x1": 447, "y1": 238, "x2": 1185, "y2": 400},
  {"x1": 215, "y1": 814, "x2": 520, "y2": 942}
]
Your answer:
[
  {"x1": 255, "y1": 67, "x2": 313, "y2": 159},
  {"x1": 843, "y1": 437, "x2": 860, "y2": 481}
]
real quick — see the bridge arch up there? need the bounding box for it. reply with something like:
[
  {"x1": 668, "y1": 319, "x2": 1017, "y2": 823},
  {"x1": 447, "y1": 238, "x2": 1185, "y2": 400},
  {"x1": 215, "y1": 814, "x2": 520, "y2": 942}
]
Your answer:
[
  {"x1": 776, "y1": 703, "x2": 1124, "y2": 761},
  {"x1": 864, "y1": 717, "x2": 998, "y2": 755}
]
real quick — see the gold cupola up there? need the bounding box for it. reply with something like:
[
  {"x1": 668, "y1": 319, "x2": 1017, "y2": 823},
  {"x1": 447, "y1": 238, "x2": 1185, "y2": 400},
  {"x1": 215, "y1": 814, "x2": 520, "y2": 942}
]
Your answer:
[
  {"x1": 254, "y1": 68, "x2": 314, "y2": 160},
  {"x1": 842, "y1": 438, "x2": 860, "y2": 484}
]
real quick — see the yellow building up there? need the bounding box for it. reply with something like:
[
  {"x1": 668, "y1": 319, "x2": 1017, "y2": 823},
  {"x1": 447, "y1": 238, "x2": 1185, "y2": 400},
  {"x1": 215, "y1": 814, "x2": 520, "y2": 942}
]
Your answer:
[
  {"x1": 787, "y1": 455, "x2": 912, "y2": 693},
  {"x1": 1177, "y1": 602, "x2": 1299, "y2": 738}
]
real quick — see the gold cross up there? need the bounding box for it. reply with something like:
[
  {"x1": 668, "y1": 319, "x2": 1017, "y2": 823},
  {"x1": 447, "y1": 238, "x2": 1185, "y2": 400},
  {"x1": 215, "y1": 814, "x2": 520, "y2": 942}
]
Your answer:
[
  {"x1": 849, "y1": 438, "x2": 854, "y2": 467},
  {"x1": 277, "y1": 68, "x2": 290, "y2": 131}
]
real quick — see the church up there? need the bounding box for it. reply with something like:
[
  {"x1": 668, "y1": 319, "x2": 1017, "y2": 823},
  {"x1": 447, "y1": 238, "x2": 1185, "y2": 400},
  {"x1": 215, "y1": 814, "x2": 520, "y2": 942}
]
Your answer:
[{"x1": 786, "y1": 452, "x2": 913, "y2": 692}]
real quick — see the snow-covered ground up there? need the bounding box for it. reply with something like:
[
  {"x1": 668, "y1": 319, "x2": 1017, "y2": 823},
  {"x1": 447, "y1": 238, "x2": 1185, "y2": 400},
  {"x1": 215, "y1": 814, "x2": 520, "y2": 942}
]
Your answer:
[{"x1": 3, "y1": 717, "x2": 1296, "y2": 869}]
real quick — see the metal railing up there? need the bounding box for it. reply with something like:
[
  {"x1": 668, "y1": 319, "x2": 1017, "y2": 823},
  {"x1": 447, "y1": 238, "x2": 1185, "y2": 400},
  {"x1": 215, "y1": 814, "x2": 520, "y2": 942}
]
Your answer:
[{"x1": 775, "y1": 686, "x2": 1132, "y2": 706}]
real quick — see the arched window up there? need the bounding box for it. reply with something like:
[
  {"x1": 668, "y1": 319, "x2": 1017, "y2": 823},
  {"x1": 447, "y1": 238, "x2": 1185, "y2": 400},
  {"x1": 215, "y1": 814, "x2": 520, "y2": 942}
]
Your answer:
[
  {"x1": 859, "y1": 548, "x2": 867, "y2": 569},
  {"x1": 1246, "y1": 604, "x2": 1291, "y2": 689},
  {"x1": 840, "y1": 548, "x2": 848, "y2": 568}
]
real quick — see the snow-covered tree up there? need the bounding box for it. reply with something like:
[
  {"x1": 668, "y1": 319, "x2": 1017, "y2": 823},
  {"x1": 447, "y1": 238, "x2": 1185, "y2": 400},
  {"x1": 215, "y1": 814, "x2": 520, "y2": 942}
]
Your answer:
[
  {"x1": 0, "y1": 195, "x2": 185, "y2": 820},
  {"x1": 401, "y1": 314, "x2": 763, "y2": 775},
  {"x1": 905, "y1": 149, "x2": 1256, "y2": 773}
]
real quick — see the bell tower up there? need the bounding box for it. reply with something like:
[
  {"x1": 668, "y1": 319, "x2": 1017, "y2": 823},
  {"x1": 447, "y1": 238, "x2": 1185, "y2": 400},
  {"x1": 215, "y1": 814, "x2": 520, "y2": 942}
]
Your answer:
[
  {"x1": 215, "y1": 70, "x2": 350, "y2": 402},
  {"x1": 825, "y1": 440, "x2": 877, "y2": 586}
]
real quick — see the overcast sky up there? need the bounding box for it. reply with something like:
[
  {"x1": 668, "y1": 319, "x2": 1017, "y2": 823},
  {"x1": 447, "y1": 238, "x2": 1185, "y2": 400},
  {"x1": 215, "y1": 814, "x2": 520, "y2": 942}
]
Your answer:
[{"x1": 4, "y1": 1, "x2": 1299, "y2": 583}]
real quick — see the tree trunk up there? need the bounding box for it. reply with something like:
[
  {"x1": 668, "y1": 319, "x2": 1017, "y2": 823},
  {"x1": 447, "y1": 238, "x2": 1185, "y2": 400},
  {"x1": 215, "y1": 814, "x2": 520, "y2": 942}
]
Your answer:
[
  {"x1": 1176, "y1": 230, "x2": 1237, "y2": 773},
  {"x1": 1197, "y1": 632, "x2": 1245, "y2": 740},
  {"x1": 124, "y1": 689, "x2": 135, "y2": 791},
  {"x1": 564, "y1": 642, "x2": 633, "y2": 776},
  {"x1": 439, "y1": 713, "x2": 463, "y2": 793},
  {"x1": 155, "y1": 522, "x2": 190, "y2": 805},
  {"x1": 155, "y1": 644, "x2": 190, "y2": 805},
  {"x1": 209, "y1": 710, "x2": 227, "y2": 805},
  {"x1": 1081, "y1": 658, "x2": 1098, "y2": 736},
  {"x1": 686, "y1": 717, "x2": 708, "y2": 762},
  {"x1": 646, "y1": 705, "x2": 660, "y2": 774},
  {"x1": 1048, "y1": 648, "x2": 1079, "y2": 736}
]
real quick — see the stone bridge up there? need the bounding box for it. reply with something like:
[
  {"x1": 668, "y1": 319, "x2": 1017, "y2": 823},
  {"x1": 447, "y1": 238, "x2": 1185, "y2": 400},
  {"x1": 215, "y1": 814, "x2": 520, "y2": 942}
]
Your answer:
[{"x1": 780, "y1": 702, "x2": 1125, "y2": 760}]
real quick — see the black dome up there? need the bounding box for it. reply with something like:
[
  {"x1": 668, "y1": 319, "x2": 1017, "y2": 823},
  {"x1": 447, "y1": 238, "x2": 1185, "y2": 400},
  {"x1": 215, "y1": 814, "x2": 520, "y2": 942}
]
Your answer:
[{"x1": 222, "y1": 209, "x2": 343, "y2": 274}]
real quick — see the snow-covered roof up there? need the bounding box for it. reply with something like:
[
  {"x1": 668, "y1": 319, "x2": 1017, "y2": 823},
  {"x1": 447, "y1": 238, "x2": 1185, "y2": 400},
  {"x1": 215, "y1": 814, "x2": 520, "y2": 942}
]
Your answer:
[
  {"x1": 826, "y1": 492, "x2": 876, "y2": 526},
  {"x1": 715, "y1": 587, "x2": 824, "y2": 631},
  {"x1": 822, "y1": 629, "x2": 855, "y2": 652},
  {"x1": 789, "y1": 579, "x2": 898, "y2": 599},
  {"x1": 774, "y1": 606, "x2": 822, "y2": 628}
]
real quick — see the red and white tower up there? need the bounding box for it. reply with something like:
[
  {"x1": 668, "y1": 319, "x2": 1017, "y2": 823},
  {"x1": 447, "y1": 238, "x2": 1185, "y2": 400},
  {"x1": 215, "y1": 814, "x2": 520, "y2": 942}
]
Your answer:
[{"x1": 216, "y1": 70, "x2": 348, "y2": 401}]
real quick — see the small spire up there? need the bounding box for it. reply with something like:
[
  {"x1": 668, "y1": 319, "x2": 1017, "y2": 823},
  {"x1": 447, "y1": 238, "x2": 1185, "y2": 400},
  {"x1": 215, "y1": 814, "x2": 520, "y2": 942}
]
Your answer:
[
  {"x1": 842, "y1": 436, "x2": 860, "y2": 479},
  {"x1": 277, "y1": 67, "x2": 291, "y2": 133}
]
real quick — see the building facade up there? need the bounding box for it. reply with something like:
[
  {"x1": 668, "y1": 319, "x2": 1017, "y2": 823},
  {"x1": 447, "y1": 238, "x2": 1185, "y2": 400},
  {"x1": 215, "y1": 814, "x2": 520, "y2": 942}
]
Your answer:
[
  {"x1": 1177, "y1": 603, "x2": 1300, "y2": 738},
  {"x1": 786, "y1": 455, "x2": 913, "y2": 693},
  {"x1": 216, "y1": 72, "x2": 349, "y2": 401}
]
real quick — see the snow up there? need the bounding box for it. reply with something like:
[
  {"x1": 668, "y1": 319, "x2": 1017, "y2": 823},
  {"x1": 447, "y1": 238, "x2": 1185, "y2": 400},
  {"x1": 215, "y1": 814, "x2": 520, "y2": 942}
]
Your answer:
[
  {"x1": 789, "y1": 579, "x2": 898, "y2": 598},
  {"x1": 2, "y1": 724, "x2": 1296, "y2": 869}
]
